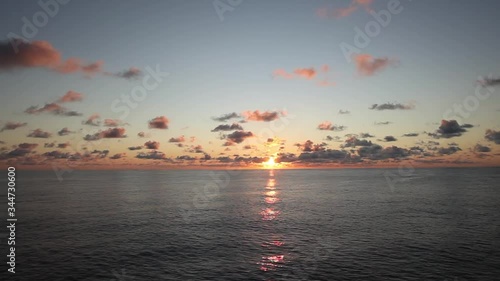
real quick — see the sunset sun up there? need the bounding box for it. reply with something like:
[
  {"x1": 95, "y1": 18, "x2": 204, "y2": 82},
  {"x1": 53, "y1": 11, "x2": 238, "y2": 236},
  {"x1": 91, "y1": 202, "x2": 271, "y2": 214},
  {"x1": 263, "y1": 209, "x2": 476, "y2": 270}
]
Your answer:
[{"x1": 263, "y1": 156, "x2": 277, "y2": 169}]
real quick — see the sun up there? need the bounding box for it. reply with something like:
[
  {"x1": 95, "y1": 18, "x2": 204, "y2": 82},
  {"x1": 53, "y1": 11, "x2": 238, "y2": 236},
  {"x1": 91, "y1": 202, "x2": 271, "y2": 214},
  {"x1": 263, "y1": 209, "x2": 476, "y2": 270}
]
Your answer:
[{"x1": 263, "y1": 156, "x2": 277, "y2": 169}]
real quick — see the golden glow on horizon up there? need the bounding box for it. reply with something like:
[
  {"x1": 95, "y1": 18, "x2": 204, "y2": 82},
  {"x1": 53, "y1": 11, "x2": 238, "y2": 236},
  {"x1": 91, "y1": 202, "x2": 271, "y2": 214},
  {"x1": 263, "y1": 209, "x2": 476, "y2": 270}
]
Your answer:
[{"x1": 263, "y1": 156, "x2": 278, "y2": 169}]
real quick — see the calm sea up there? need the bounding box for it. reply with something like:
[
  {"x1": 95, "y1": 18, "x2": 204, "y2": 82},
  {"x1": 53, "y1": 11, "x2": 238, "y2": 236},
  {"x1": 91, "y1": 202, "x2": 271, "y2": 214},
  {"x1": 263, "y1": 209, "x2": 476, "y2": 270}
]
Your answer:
[{"x1": 2, "y1": 168, "x2": 500, "y2": 280}]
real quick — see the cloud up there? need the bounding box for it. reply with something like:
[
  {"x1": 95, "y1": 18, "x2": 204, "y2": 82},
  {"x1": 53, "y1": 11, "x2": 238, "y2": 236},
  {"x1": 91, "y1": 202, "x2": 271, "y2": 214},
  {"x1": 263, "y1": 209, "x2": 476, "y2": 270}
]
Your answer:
[
  {"x1": 83, "y1": 114, "x2": 100, "y2": 126},
  {"x1": 128, "y1": 146, "x2": 143, "y2": 151},
  {"x1": 57, "y1": 90, "x2": 83, "y2": 103},
  {"x1": 57, "y1": 127, "x2": 73, "y2": 136},
  {"x1": 211, "y1": 123, "x2": 243, "y2": 132},
  {"x1": 0, "y1": 39, "x2": 138, "y2": 80},
  {"x1": 438, "y1": 146, "x2": 461, "y2": 155},
  {"x1": 83, "y1": 127, "x2": 126, "y2": 141},
  {"x1": 57, "y1": 142, "x2": 70, "y2": 149},
  {"x1": 374, "y1": 121, "x2": 392, "y2": 125},
  {"x1": 293, "y1": 68, "x2": 317, "y2": 79},
  {"x1": 342, "y1": 137, "x2": 373, "y2": 148},
  {"x1": 138, "y1": 132, "x2": 146, "y2": 138},
  {"x1": 110, "y1": 153, "x2": 126, "y2": 160},
  {"x1": 168, "y1": 136, "x2": 185, "y2": 143},
  {"x1": 144, "y1": 141, "x2": 160, "y2": 149},
  {"x1": 226, "y1": 131, "x2": 254, "y2": 144},
  {"x1": 325, "y1": 135, "x2": 342, "y2": 142},
  {"x1": 384, "y1": 136, "x2": 397, "y2": 142},
  {"x1": 402, "y1": 133, "x2": 419, "y2": 137},
  {"x1": 338, "y1": 110, "x2": 350, "y2": 115},
  {"x1": 243, "y1": 110, "x2": 284, "y2": 122},
  {"x1": 433, "y1": 120, "x2": 470, "y2": 138},
  {"x1": 136, "y1": 151, "x2": 167, "y2": 160},
  {"x1": 112, "y1": 67, "x2": 142, "y2": 80},
  {"x1": 369, "y1": 102, "x2": 415, "y2": 110},
  {"x1": 295, "y1": 140, "x2": 328, "y2": 152},
  {"x1": 27, "y1": 128, "x2": 51, "y2": 138},
  {"x1": 353, "y1": 54, "x2": 397, "y2": 76},
  {"x1": 186, "y1": 145, "x2": 204, "y2": 154},
  {"x1": 25, "y1": 103, "x2": 82, "y2": 116},
  {"x1": 1, "y1": 122, "x2": 27, "y2": 132},
  {"x1": 317, "y1": 0, "x2": 373, "y2": 19},
  {"x1": 485, "y1": 129, "x2": 500, "y2": 144},
  {"x1": 0, "y1": 39, "x2": 104, "y2": 77},
  {"x1": 148, "y1": 116, "x2": 169, "y2": 129},
  {"x1": 104, "y1": 119, "x2": 128, "y2": 127},
  {"x1": 212, "y1": 112, "x2": 240, "y2": 122},
  {"x1": 478, "y1": 77, "x2": 500, "y2": 87},
  {"x1": 317, "y1": 121, "x2": 346, "y2": 131},
  {"x1": 273, "y1": 66, "x2": 332, "y2": 85},
  {"x1": 100, "y1": 127, "x2": 126, "y2": 138},
  {"x1": 1, "y1": 142, "x2": 38, "y2": 159},
  {"x1": 360, "y1": 133, "x2": 374, "y2": 138},
  {"x1": 43, "y1": 150, "x2": 71, "y2": 159},
  {"x1": 473, "y1": 144, "x2": 491, "y2": 153}
]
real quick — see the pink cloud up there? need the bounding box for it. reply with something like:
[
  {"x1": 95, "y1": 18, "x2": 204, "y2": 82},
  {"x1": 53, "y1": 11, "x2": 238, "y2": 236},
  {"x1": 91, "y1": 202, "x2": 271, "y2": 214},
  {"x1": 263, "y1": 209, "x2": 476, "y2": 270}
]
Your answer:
[
  {"x1": 57, "y1": 90, "x2": 84, "y2": 103},
  {"x1": 353, "y1": 54, "x2": 397, "y2": 76},
  {"x1": 148, "y1": 116, "x2": 169, "y2": 129}
]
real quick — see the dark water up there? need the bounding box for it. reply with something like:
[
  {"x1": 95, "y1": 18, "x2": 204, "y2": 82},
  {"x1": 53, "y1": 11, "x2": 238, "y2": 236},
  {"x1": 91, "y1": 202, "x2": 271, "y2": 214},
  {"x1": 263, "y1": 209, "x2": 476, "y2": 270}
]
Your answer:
[{"x1": 1, "y1": 168, "x2": 500, "y2": 280}]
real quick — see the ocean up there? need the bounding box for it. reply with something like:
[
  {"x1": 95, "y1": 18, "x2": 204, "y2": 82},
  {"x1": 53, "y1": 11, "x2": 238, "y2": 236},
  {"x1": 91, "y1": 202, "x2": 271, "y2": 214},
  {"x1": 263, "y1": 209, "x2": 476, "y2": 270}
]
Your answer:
[{"x1": 2, "y1": 168, "x2": 500, "y2": 280}]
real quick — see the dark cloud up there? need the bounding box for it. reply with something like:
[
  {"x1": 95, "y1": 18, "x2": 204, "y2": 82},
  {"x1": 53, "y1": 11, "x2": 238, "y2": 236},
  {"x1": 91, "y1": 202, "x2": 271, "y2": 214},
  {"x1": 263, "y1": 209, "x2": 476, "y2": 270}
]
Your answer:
[
  {"x1": 44, "y1": 142, "x2": 55, "y2": 148},
  {"x1": 148, "y1": 116, "x2": 169, "y2": 129},
  {"x1": 43, "y1": 150, "x2": 71, "y2": 159},
  {"x1": 144, "y1": 141, "x2": 160, "y2": 149},
  {"x1": 369, "y1": 102, "x2": 414, "y2": 111},
  {"x1": 298, "y1": 149, "x2": 355, "y2": 163},
  {"x1": 402, "y1": 133, "x2": 419, "y2": 137},
  {"x1": 101, "y1": 128, "x2": 126, "y2": 138},
  {"x1": 226, "y1": 131, "x2": 253, "y2": 144},
  {"x1": 128, "y1": 146, "x2": 143, "y2": 151},
  {"x1": 27, "y1": 128, "x2": 51, "y2": 138},
  {"x1": 295, "y1": 140, "x2": 328, "y2": 152},
  {"x1": 434, "y1": 120, "x2": 470, "y2": 138},
  {"x1": 176, "y1": 155, "x2": 196, "y2": 161},
  {"x1": 243, "y1": 110, "x2": 284, "y2": 122},
  {"x1": 317, "y1": 121, "x2": 346, "y2": 131},
  {"x1": 338, "y1": 110, "x2": 350, "y2": 114},
  {"x1": 0, "y1": 143, "x2": 38, "y2": 159},
  {"x1": 325, "y1": 135, "x2": 342, "y2": 142},
  {"x1": 25, "y1": 103, "x2": 82, "y2": 117},
  {"x1": 136, "y1": 151, "x2": 167, "y2": 160},
  {"x1": 1, "y1": 122, "x2": 27, "y2": 132},
  {"x1": 57, "y1": 127, "x2": 73, "y2": 136},
  {"x1": 83, "y1": 114, "x2": 100, "y2": 126},
  {"x1": 485, "y1": 129, "x2": 500, "y2": 144},
  {"x1": 110, "y1": 153, "x2": 126, "y2": 159},
  {"x1": 374, "y1": 121, "x2": 392, "y2": 125},
  {"x1": 211, "y1": 123, "x2": 243, "y2": 132},
  {"x1": 360, "y1": 145, "x2": 411, "y2": 160},
  {"x1": 212, "y1": 112, "x2": 240, "y2": 122},
  {"x1": 384, "y1": 136, "x2": 397, "y2": 142},
  {"x1": 473, "y1": 144, "x2": 491, "y2": 153},
  {"x1": 478, "y1": 77, "x2": 500, "y2": 87},
  {"x1": 342, "y1": 137, "x2": 373, "y2": 148},
  {"x1": 112, "y1": 67, "x2": 142, "y2": 80},
  {"x1": 138, "y1": 132, "x2": 146, "y2": 138},
  {"x1": 57, "y1": 142, "x2": 70, "y2": 149},
  {"x1": 83, "y1": 128, "x2": 126, "y2": 141},
  {"x1": 360, "y1": 133, "x2": 375, "y2": 138},
  {"x1": 438, "y1": 146, "x2": 461, "y2": 155}
]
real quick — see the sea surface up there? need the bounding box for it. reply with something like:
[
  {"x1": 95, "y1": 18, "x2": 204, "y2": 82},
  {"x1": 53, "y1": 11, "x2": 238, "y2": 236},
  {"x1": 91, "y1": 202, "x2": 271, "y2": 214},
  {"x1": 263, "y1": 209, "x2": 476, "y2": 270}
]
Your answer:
[{"x1": 2, "y1": 167, "x2": 500, "y2": 280}]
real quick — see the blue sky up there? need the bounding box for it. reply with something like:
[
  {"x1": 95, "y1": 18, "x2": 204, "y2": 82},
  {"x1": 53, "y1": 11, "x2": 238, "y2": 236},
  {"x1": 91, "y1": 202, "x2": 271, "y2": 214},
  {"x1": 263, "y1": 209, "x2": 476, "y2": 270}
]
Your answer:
[{"x1": 0, "y1": 0, "x2": 499, "y2": 168}]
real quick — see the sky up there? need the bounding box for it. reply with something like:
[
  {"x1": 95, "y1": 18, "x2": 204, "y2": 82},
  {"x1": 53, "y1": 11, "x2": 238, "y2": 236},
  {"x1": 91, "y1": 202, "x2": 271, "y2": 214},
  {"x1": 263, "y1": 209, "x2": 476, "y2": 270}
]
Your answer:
[{"x1": 0, "y1": 0, "x2": 499, "y2": 169}]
